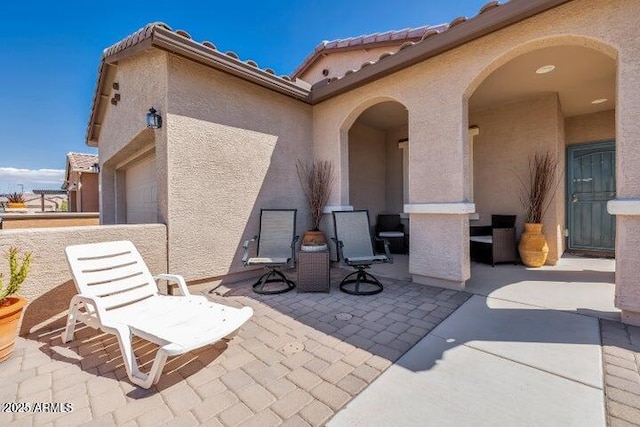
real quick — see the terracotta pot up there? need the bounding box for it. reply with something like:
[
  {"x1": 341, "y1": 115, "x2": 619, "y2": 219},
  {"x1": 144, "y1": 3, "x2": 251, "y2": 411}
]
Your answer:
[
  {"x1": 0, "y1": 296, "x2": 27, "y2": 362},
  {"x1": 7, "y1": 203, "x2": 26, "y2": 209},
  {"x1": 518, "y1": 223, "x2": 549, "y2": 268},
  {"x1": 301, "y1": 230, "x2": 327, "y2": 247}
]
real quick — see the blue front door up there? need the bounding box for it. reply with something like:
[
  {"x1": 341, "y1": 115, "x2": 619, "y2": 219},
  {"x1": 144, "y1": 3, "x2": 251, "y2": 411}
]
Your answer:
[{"x1": 567, "y1": 141, "x2": 615, "y2": 252}]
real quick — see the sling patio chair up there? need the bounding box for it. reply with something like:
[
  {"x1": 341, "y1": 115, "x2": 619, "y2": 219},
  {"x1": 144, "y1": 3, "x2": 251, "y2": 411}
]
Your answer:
[
  {"x1": 333, "y1": 210, "x2": 392, "y2": 295},
  {"x1": 63, "y1": 240, "x2": 253, "y2": 389},
  {"x1": 242, "y1": 209, "x2": 299, "y2": 294}
]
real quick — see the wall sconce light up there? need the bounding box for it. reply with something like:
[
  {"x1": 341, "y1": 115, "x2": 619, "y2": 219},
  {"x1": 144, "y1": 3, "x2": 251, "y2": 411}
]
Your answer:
[
  {"x1": 91, "y1": 163, "x2": 100, "y2": 173},
  {"x1": 146, "y1": 107, "x2": 162, "y2": 129}
]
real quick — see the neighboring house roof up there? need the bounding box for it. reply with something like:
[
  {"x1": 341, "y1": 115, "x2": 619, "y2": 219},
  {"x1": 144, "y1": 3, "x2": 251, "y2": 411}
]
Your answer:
[
  {"x1": 67, "y1": 153, "x2": 99, "y2": 172},
  {"x1": 63, "y1": 152, "x2": 99, "y2": 190},
  {"x1": 32, "y1": 189, "x2": 67, "y2": 195},
  {"x1": 86, "y1": 0, "x2": 573, "y2": 146},
  {"x1": 291, "y1": 24, "x2": 448, "y2": 79}
]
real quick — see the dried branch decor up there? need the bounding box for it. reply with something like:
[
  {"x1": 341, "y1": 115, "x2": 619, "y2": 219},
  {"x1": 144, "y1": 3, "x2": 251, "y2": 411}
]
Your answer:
[
  {"x1": 296, "y1": 160, "x2": 334, "y2": 230},
  {"x1": 516, "y1": 151, "x2": 560, "y2": 224}
]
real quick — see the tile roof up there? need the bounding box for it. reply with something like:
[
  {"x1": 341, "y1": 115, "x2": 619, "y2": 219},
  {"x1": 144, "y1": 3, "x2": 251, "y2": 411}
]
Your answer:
[
  {"x1": 67, "y1": 152, "x2": 99, "y2": 172},
  {"x1": 291, "y1": 24, "x2": 449, "y2": 79},
  {"x1": 87, "y1": 0, "x2": 575, "y2": 144},
  {"x1": 310, "y1": 0, "x2": 504, "y2": 86},
  {"x1": 86, "y1": 22, "x2": 311, "y2": 145},
  {"x1": 99, "y1": 22, "x2": 305, "y2": 83}
]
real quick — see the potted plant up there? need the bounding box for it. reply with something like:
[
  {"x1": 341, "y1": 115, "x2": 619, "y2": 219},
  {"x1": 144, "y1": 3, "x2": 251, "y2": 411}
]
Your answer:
[
  {"x1": 6, "y1": 192, "x2": 26, "y2": 209},
  {"x1": 296, "y1": 159, "x2": 334, "y2": 251},
  {"x1": 516, "y1": 151, "x2": 559, "y2": 267},
  {"x1": 0, "y1": 247, "x2": 32, "y2": 362}
]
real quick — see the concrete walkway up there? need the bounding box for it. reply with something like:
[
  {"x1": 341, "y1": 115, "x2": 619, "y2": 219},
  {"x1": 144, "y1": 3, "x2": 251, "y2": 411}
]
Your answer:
[{"x1": 330, "y1": 257, "x2": 615, "y2": 426}]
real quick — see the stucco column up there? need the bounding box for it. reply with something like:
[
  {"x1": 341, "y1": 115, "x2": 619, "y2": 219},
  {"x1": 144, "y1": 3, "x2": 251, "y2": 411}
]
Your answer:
[
  {"x1": 609, "y1": 45, "x2": 640, "y2": 326},
  {"x1": 406, "y1": 103, "x2": 473, "y2": 290}
]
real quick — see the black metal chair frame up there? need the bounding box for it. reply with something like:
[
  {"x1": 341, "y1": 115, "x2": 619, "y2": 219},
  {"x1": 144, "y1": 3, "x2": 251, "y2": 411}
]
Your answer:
[
  {"x1": 470, "y1": 214, "x2": 517, "y2": 267},
  {"x1": 332, "y1": 210, "x2": 392, "y2": 296},
  {"x1": 242, "y1": 209, "x2": 299, "y2": 295},
  {"x1": 374, "y1": 214, "x2": 407, "y2": 254}
]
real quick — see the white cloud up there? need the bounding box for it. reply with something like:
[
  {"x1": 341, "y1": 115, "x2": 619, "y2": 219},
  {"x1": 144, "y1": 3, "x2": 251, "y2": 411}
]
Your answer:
[{"x1": 0, "y1": 167, "x2": 65, "y2": 193}]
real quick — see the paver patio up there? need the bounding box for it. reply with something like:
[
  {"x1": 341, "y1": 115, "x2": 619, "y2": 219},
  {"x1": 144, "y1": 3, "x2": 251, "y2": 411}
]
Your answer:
[
  {"x1": 601, "y1": 320, "x2": 640, "y2": 427},
  {"x1": 0, "y1": 268, "x2": 469, "y2": 426},
  {"x1": 2, "y1": 261, "x2": 639, "y2": 426}
]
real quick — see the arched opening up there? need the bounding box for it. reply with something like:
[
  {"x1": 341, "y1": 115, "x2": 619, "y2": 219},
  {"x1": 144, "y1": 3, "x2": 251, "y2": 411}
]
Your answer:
[
  {"x1": 465, "y1": 41, "x2": 617, "y2": 314},
  {"x1": 346, "y1": 100, "x2": 410, "y2": 280}
]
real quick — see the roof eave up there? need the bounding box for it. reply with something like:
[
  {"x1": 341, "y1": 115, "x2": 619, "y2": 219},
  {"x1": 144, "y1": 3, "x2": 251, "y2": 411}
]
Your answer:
[
  {"x1": 86, "y1": 61, "x2": 120, "y2": 147},
  {"x1": 291, "y1": 36, "x2": 426, "y2": 79},
  {"x1": 310, "y1": 0, "x2": 574, "y2": 104},
  {"x1": 86, "y1": 26, "x2": 312, "y2": 147},
  {"x1": 151, "y1": 27, "x2": 312, "y2": 102}
]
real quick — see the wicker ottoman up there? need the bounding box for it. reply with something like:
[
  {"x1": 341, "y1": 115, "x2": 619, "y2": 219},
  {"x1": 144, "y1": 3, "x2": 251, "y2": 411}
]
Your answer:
[{"x1": 297, "y1": 250, "x2": 330, "y2": 293}]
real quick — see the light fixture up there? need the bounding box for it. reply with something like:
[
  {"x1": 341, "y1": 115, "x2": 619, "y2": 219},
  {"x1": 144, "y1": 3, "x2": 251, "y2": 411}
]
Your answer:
[
  {"x1": 535, "y1": 65, "x2": 555, "y2": 74},
  {"x1": 146, "y1": 107, "x2": 162, "y2": 129},
  {"x1": 591, "y1": 98, "x2": 608, "y2": 104}
]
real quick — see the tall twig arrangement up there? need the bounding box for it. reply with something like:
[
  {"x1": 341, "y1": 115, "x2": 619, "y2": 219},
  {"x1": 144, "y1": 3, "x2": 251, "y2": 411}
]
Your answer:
[
  {"x1": 516, "y1": 151, "x2": 560, "y2": 224},
  {"x1": 296, "y1": 160, "x2": 334, "y2": 230}
]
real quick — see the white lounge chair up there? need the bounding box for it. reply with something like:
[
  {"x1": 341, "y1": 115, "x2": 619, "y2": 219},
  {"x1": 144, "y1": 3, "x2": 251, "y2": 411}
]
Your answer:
[{"x1": 62, "y1": 240, "x2": 253, "y2": 389}]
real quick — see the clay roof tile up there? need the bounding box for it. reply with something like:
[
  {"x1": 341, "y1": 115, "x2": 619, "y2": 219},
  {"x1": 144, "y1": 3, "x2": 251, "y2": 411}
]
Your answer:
[
  {"x1": 67, "y1": 153, "x2": 99, "y2": 171},
  {"x1": 479, "y1": 1, "x2": 502, "y2": 14}
]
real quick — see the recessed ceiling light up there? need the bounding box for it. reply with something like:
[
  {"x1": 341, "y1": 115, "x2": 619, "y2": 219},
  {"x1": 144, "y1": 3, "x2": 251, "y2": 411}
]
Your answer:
[
  {"x1": 591, "y1": 98, "x2": 608, "y2": 104},
  {"x1": 536, "y1": 65, "x2": 555, "y2": 74}
]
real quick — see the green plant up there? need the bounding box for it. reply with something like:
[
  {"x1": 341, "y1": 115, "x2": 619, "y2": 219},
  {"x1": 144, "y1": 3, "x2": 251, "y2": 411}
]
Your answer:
[
  {"x1": 516, "y1": 151, "x2": 561, "y2": 224},
  {"x1": 6, "y1": 192, "x2": 25, "y2": 204},
  {"x1": 0, "y1": 247, "x2": 32, "y2": 305},
  {"x1": 296, "y1": 160, "x2": 334, "y2": 230}
]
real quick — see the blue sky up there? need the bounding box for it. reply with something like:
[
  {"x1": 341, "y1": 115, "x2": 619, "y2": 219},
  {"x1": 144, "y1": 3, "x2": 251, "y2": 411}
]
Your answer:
[{"x1": 0, "y1": 0, "x2": 488, "y2": 193}]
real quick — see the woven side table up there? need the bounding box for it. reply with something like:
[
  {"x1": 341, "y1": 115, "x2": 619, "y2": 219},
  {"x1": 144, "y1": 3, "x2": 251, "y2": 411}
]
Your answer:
[{"x1": 297, "y1": 250, "x2": 330, "y2": 293}]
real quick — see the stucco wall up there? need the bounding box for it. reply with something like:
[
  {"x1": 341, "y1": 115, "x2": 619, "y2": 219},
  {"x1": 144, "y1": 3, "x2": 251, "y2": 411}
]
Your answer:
[
  {"x1": 1, "y1": 213, "x2": 99, "y2": 229},
  {"x1": 81, "y1": 173, "x2": 99, "y2": 212},
  {"x1": 554, "y1": 95, "x2": 567, "y2": 258},
  {"x1": 348, "y1": 122, "x2": 386, "y2": 220},
  {"x1": 566, "y1": 110, "x2": 615, "y2": 145},
  {"x1": 616, "y1": 216, "x2": 640, "y2": 324},
  {"x1": 312, "y1": 0, "x2": 639, "y2": 289},
  {"x1": 165, "y1": 55, "x2": 313, "y2": 280},
  {"x1": 0, "y1": 224, "x2": 166, "y2": 335},
  {"x1": 385, "y1": 125, "x2": 406, "y2": 215},
  {"x1": 98, "y1": 50, "x2": 168, "y2": 166},
  {"x1": 98, "y1": 50, "x2": 169, "y2": 225},
  {"x1": 470, "y1": 93, "x2": 565, "y2": 263},
  {"x1": 300, "y1": 46, "x2": 405, "y2": 85}
]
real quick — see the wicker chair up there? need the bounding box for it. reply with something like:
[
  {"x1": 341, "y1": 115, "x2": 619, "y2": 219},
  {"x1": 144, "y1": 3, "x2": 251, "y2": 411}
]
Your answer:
[
  {"x1": 469, "y1": 214, "x2": 517, "y2": 267},
  {"x1": 333, "y1": 210, "x2": 392, "y2": 295},
  {"x1": 374, "y1": 214, "x2": 407, "y2": 254},
  {"x1": 243, "y1": 209, "x2": 299, "y2": 294}
]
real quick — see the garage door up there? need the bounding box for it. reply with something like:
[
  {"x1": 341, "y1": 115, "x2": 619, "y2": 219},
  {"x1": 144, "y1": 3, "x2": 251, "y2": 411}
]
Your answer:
[{"x1": 125, "y1": 156, "x2": 157, "y2": 224}]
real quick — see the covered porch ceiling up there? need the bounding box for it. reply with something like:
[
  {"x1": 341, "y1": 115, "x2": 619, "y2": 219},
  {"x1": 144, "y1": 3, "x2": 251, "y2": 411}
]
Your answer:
[{"x1": 469, "y1": 45, "x2": 616, "y2": 117}]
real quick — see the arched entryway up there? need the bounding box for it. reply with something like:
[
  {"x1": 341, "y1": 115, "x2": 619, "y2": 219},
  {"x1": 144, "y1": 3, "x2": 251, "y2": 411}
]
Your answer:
[
  {"x1": 345, "y1": 100, "x2": 410, "y2": 280},
  {"x1": 464, "y1": 39, "x2": 618, "y2": 314}
]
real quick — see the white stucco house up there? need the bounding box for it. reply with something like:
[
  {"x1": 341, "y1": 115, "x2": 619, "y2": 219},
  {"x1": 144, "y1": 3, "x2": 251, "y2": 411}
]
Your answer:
[{"x1": 86, "y1": 0, "x2": 640, "y2": 325}]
